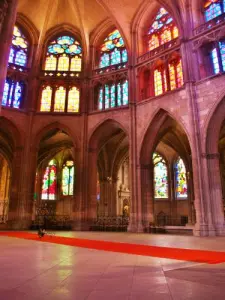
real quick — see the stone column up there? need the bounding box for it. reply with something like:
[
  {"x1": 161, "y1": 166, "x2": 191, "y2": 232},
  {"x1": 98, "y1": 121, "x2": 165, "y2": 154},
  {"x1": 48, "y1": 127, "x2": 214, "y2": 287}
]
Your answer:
[
  {"x1": 140, "y1": 164, "x2": 154, "y2": 228},
  {"x1": 205, "y1": 153, "x2": 225, "y2": 235},
  {"x1": 86, "y1": 148, "x2": 98, "y2": 225},
  {"x1": 0, "y1": 0, "x2": 18, "y2": 108},
  {"x1": 0, "y1": 1, "x2": 8, "y2": 35}
]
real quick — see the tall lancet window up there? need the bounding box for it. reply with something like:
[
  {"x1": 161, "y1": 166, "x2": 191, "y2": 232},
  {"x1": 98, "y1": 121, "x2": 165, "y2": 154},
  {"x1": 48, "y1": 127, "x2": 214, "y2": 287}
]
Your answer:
[
  {"x1": 41, "y1": 159, "x2": 57, "y2": 200},
  {"x1": 99, "y1": 29, "x2": 128, "y2": 69},
  {"x1": 153, "y1": 152, "x2": 168, "y2": 199},
  {"x1": 2, "y1": 25, "x2": 28, "y2": 109},
  {"x1": 175, "y1": 157, "x2": 188, "y2": 199},
  {"x1": 147, "y1": 7, "x2": 178, "y2": 51},
  {"x1": 62, "y1": 161, "x2": 75, "y2": 196}
]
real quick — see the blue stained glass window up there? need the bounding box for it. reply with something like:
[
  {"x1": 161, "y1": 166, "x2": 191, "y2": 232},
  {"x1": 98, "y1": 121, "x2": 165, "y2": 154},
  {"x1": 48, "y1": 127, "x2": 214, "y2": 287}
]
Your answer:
[
  {"x1": 62, "y1": 161, "x2": 74, "y2": 196},
  {"x1": 2, "y1": 81, "x2": 9, "y2": 106},
  {"x1": 219, "y1": 41, "x2": 225, "y2": 71},
  {"x1": 13, "y1": 82, "x2": 23, "y2": 108},
  {"x1": 15, "y1": 50, "x2": 27, "y2": 67},
  {"x1": 111, "y1": 84, "x2": 116, "y2": 107},
  {"x1": 204, "y1": 1, "x2": 223, "y2": 21},
  {"x1": 122, "y1": 80, "x2": 129, "y2": 105},
  {"x1": 117, "y1": 83, "x2": 122, "y2": 106},
  {"x1": 2, "y1": 79, "x2": 24, "y2": 109},
  {"x1": 111, "y1": 48, "x2": 121, "y2": 65},
  {"x1": 122, "y1": 50, "x2": 128, "y2": 63},
  {"x1": 45, "y1": 35, "x2": 82, "y2": 71},
  {"x1": 99, "y1": 29, "x2": 127, "y2": 69},
  {"x1": 98, "y1": 88, "x2": 103, "y2": 110},
  {"x1": 9, "y1": 48, "x2": 14, "y2": 64},
  {"x1": 100, "y1": 53, "x2": 110, "y2": 68},
  {"x1": 9, "y1": 25, "x2": 28, "y2": 67},
  {"x1": 105, "y1": 85, "x2": 110, "y2": 109},
  {"x1": 97, "y1": 81, "x2": 128, "y2": 110},
  {"x1": 211, "y1": 48, "x2": 220, "y2": 74}
]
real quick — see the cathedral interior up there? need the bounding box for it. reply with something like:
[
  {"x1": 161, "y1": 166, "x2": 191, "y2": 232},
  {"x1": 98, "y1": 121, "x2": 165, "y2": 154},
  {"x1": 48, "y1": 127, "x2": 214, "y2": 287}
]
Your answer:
[
  {"x1": 0, "y1": 0, "x2": 225, "y2": 238},
  {"x1": 2, "y1": 1, "x2": 225, "y2": 300}
]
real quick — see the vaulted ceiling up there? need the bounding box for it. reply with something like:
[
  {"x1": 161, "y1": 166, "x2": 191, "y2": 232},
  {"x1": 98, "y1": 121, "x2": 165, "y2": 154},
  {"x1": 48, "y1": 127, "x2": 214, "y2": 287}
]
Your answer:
[{"x1": 17, "y1": 0, "x2": 190, "y2": 49}]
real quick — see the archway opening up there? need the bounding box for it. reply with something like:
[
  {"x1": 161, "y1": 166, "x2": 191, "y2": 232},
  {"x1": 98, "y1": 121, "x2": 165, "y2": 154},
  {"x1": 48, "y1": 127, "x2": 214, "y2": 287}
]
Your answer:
[
  {"x1": 33, "y1": 128, "x2": 75, "y2": 229},
  {"x1": 88, "y1": 120, "x2": 129, "y2": 230},
  {"x1": 141, "y1": 113, "x2": 194, "y2": 228}
]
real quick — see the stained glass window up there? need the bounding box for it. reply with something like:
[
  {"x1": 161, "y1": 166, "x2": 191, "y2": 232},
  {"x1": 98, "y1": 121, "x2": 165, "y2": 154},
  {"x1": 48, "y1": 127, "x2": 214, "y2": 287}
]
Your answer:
[
  {"x1": 45, "y1": 35, "x2": 82, "y2": 71},
  {"x1": 154, "y1": 59, "x2": 183, "y2": 96},
  {"x1": 40, "y1": 86, "x2": 52, "y2": 112},
  {"x1": 54, "y1": 87, "x2": 66, "y2": 112},
  {"x1": 68, "y1": 87, "x2": 80, "y2": 112},
  {"x1": 147, "y1": 7, "x2": 179, "y2": 51},
  {"x1": 175, "y1": 157, "x2": 188, "y2": 198},
  {"x1": 99, "y1": 29, "x2": 128, "y2": 68},
  {"x1": 2, "y1": 78, "x2": 24, "y2": 109},
  {"x1": 204, "y1": 1, "x2": 225, "y2": 22},
  {"x1": 153, "y1": 152, "x2": 168, "y2": 198},
  {"x1": 62, "y1": 161, "x2": 74, "y2": 196},
  {"x1": 41, "y1": 159, "x2": 57, "y2": 200},
  {"x1": 8, "y1": 25, "x2": 28, "y2": 67},
  {"x1": 97, "y1": 81, "x2": 129, "y2": 110},
  {"x1": 211, "y1": 41, "x2": 225, "y2": 74}
]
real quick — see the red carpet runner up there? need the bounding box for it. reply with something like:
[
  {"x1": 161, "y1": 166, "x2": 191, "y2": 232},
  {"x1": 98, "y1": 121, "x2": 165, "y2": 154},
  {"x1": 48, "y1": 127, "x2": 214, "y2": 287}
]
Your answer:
[{"x1": 1, "y1": 231, "x2": 225, "y2": 264}]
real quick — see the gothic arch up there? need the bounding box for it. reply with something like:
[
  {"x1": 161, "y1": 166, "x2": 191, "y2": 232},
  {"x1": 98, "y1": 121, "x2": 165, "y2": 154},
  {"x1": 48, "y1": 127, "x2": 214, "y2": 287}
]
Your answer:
[
  {"x1": 16, "y1": 13, "x2": 39, "y2": 46},
  {"x1": 41, "y1": 24, "x2": 85, "y2": 69},
  {"x1": 88, "y1": 118, "x2": 129, "y2": 151},
  {"x1": 131, "y1": 0, "x2": 184, "y2": 56},
  {"x1": 139, "y1": 108, "x2": 191, "y2": 165},
  {"x1": 0, "y1": 117, "x2": 22, "y2": 150},
  {"x1": 33, "y1": 121, "x2": 80, "y2": 151}
]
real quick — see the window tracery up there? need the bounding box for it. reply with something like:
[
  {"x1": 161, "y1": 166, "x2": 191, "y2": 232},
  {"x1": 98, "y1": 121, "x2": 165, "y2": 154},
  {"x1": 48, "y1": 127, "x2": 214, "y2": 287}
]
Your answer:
[
  {"x1": 147, "y1": 7, "x2": 179, "y2": 52},
  {"x1": 153, "y1": 58, "x2": 183, "y2": 96},
  {"x1": 40, "y1": 85, "x2": 80, "y2": 113},
  {"x1": 210, "y1": 40, "x2": 225, "y2": 74},
  {"x1": 45, "y1": 35, "x2": 82, "y2": 72},
  {"x1": 97, "y1": 80, "x2": 128, "y2": 110},
  {"x1": 99, "y1": 29, "x2": 128, "y2": 70}
]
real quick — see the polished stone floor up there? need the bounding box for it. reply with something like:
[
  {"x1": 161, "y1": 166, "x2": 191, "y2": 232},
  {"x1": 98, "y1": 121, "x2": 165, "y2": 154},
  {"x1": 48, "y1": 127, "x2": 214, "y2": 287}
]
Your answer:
[{"x1": 1, "y1": 231, "x2": 225, "y2": 300}]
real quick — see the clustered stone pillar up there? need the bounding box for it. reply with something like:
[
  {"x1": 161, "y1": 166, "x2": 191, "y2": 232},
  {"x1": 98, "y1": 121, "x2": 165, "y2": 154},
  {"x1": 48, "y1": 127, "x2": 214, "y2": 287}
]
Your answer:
[
  {"x1": 0, "y1": 0, "x2": 18, "y2": 108},
  {"x1": 206, "y1": 153, "x2": 225, "y2": 235}
]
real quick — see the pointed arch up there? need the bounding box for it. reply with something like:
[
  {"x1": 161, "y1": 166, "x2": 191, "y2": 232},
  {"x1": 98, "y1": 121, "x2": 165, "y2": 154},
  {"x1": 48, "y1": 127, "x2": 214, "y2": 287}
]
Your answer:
[
  {"x1": 139, "y1": 108, "x2": 191, "y2": 165},
  {"x1": 131, "y1": 0, "x2": 183, "y2": 56},
  {"x1": 88, "y1": 118, "x2": 129, "y2": 150},
  {"x1": 33, "y1": 121, "x2": 80, "y2": 151}
]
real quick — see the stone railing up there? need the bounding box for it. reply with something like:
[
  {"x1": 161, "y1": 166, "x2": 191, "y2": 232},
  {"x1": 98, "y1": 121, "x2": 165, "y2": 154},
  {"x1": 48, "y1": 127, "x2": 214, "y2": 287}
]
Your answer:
[
  {"x1": 94, "y1": 62, "x2": 127, "y2": 76},
  {"x1": 137, "y1": 38, "x2": 179, "y2": 64},
  {"x1": 193, "y1": 13, "x2": 225, "y2": 36},
  {"x1": 40, "y1": 70, "x2": 81, "y2": 79}
]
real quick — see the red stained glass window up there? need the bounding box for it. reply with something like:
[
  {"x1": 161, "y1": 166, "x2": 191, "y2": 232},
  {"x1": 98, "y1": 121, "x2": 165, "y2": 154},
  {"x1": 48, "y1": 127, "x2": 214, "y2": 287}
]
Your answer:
[
  {"x1": 147, "y1": 7, "x2": 179, "y2": 51},
  {"x1": 41, "y1": 159, "x2": 57, "y2": 200}
]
